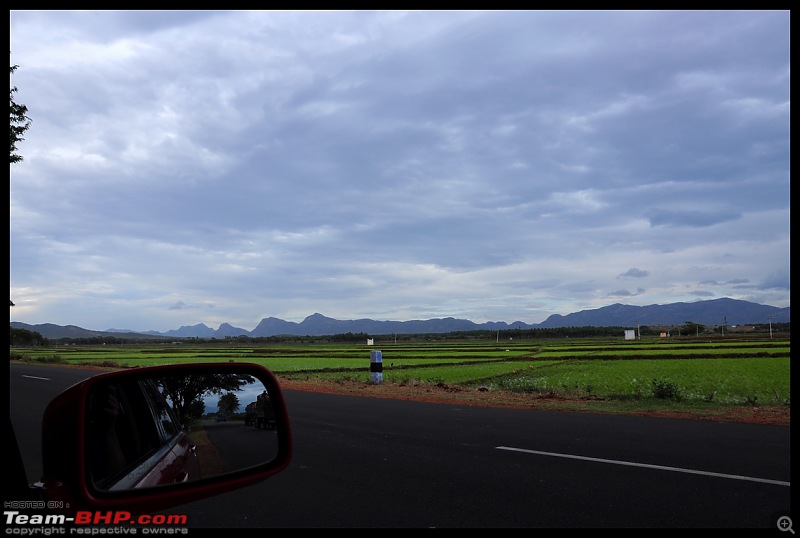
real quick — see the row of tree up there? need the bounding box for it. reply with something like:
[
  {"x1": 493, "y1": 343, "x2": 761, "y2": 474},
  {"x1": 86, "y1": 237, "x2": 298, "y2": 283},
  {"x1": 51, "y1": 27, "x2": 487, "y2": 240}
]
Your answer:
[
  {"x1": 10, "y1": 321, "x2": 790, "y2": 347},
  {"x1": 9, "y1": 327, "x2": 48, "y2": 346}
]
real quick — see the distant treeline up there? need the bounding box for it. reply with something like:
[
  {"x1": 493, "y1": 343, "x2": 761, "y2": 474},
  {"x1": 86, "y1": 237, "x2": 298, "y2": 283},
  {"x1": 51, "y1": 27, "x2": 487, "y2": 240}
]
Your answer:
[
  {"x1": 9, "y1": 327, "x2": 48, "y2": 346},
  {"x1": 9, "y1": 322, "x2": 790, "y2": 347}
]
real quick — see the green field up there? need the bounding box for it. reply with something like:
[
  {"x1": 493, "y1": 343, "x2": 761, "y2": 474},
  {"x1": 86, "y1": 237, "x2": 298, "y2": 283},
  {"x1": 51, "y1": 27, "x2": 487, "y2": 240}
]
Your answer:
[{"x1": 9, "y1": 337, "x2": 790, "y2": 407}]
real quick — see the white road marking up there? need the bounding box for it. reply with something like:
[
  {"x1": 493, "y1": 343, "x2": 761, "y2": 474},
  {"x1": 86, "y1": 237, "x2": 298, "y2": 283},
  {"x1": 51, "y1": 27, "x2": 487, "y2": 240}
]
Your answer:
[
  {"x1": 496, "y1": 446, "x2": 789, "y2": 487},
  {"x1": 21, "y1": 375, "x2": 50, "y2": 381}
]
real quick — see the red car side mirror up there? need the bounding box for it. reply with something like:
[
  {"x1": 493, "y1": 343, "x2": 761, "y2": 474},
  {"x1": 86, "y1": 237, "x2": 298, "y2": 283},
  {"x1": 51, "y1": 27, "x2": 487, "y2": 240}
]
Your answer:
[{"x1": 37, "y1": 362, "x2": 292, "y2": 514}]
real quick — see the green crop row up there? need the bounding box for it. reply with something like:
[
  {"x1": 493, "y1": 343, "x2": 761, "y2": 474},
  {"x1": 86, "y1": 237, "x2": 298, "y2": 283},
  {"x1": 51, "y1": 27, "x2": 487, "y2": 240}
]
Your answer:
[
  {"x1": 484, "y1": 358, "x2": 790, "y2": 405},
  {"x1": 10, "y1": 339, "x2": 790, "y2": 406}
]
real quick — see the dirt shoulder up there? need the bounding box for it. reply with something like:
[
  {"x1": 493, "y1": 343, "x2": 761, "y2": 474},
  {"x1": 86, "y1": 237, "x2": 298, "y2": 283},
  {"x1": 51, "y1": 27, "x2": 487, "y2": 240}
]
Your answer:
[{"x1": 277, "y1": 377, "x2": 791, "y2": 427}]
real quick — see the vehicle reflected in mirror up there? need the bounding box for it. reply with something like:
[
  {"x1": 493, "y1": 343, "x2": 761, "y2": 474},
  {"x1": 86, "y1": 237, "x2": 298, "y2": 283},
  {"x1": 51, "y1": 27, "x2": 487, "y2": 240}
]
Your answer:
[{"x1": 85, "y1": 370, "x2": 281, "y2": 492}]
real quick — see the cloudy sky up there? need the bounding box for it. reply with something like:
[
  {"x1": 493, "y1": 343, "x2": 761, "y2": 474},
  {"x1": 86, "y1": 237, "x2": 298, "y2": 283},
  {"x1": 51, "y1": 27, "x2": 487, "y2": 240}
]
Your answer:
[{"x1": 9, "y1": 10, "x2": 790, "y2": 333}]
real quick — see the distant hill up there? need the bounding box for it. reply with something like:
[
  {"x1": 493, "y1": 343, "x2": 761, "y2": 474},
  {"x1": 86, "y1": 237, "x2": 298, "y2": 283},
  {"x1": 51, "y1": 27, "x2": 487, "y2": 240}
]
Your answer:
[
  {"x1": 537, "y1": 298, "x2": 790, "y2": 329},
  {"x1": 10, "y1": 298, "x2": 789, "y2": 339},
  {"x1": 10, "y1": 323, "x2": 171, "y2": 340}
]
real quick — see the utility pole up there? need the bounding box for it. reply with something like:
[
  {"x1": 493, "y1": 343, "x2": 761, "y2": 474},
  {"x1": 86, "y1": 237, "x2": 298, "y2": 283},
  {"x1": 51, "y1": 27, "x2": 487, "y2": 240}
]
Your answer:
[
  {"x1": 637, "y1": 321, "x2": 641, "y2": 340},
  {"x1": 768, "y1": 315, "x2": 773, "y2": 339}
]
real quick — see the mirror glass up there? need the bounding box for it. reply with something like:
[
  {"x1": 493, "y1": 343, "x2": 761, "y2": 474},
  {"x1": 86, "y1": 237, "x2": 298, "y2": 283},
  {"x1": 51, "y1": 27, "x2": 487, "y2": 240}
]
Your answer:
[{"x1": 85, "y1": 371, "x2": 280, "y2": 492}]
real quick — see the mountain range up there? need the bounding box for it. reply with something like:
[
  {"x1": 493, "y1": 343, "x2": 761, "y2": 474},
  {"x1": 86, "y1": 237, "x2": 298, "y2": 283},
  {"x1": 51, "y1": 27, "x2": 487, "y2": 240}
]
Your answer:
[{"x1": 10, "y1": 298, "x2": 790, "y2": 340}]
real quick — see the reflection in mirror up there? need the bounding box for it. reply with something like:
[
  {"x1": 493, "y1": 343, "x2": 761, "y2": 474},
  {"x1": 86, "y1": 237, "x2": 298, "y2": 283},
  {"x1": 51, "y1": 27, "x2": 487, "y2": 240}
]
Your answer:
[{"x1": 86, "y1": 371, "x2": 279, "y2": 492}]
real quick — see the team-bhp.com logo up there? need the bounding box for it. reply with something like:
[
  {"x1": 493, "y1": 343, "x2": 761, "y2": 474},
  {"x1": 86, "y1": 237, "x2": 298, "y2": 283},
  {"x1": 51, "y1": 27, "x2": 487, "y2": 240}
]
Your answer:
[{"x1": 4, "y1": 509, "x2": 188, "y2": 534}]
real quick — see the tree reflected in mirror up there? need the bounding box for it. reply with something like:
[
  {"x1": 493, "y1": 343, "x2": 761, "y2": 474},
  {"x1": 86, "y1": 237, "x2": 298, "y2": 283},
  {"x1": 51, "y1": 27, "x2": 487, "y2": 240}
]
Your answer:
[{"x1": 86, "y1": 371, "x2": 280, "y2": 492}]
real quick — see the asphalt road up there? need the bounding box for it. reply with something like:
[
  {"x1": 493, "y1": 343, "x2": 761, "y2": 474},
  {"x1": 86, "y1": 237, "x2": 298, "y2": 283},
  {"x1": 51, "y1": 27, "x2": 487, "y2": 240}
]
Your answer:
[
  {"x1": 201, "y1": 419, "x2": 280, "y2": 472},
  {"x1": 8, "y1": 363, "x2": 792, "y2": 528}
]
